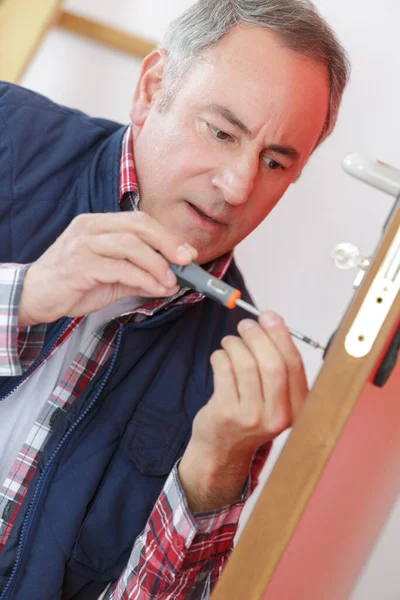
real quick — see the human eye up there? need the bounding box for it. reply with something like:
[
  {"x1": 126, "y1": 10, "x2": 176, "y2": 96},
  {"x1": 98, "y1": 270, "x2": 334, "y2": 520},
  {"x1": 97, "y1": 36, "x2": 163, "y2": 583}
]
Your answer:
[
  {"x1": 208, "y1": 124, "x2": 235, "y2": 143},
  {"x1": 263, "y1": 156, "x2": 285, "y2": 171}
]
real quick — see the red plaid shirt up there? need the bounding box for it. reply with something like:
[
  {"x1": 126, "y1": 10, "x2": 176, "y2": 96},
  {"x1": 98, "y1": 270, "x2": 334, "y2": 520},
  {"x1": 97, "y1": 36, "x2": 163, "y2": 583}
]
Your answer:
[{"x1": 0, "y1": 126, "x2": 270, "y2": 599}]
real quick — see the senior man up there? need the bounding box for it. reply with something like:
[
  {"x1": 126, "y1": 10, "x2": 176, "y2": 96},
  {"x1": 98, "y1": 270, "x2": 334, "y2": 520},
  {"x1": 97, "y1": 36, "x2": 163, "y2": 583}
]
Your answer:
[{"x1": 0, "y1": 0, "x2": 349, "y2": 598}]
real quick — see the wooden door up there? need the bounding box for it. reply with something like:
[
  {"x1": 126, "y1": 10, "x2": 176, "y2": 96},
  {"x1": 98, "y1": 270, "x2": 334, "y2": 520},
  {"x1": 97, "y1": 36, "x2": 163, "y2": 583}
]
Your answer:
[{"x1": 212, "y1": 206, "x2": 400, "y2": 600}]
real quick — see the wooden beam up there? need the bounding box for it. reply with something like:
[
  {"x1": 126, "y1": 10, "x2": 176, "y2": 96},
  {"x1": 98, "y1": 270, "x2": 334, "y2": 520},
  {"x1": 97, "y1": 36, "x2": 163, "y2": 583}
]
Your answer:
[
  {"x1": 57, "y1": 11, "x2": 156, "y2": 59},
  {"x1": 0, "y1": 0, "x2": 62, "y2": 83}
]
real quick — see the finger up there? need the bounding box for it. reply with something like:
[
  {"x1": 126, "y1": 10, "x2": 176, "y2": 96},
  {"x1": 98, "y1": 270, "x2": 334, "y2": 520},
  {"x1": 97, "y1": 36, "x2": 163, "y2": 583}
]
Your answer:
[
  {"x1": 236, "y1": 319, "x2": 292, "y2": 429},
  {"x1": 87, "y1": 233, "x2": 178, "y2": 290},
  {"x1": 259, "y1": 312, "x2": 309, "y2": 418},
  {"x1": 89, "y1": 255, "x2": 172, "y2": 297},
  {"x1": 71, "y1": 212, "x2": 198, "y2": 265},
  {"x1": 114, "y1": 282, "x2": 180, "y2": 301},
  {"x1": 210, "y1": 349, "x2": 239, "y2": 406},
  {"x1": 220, "y1": 336, "x2": 263, "y2": 416}
]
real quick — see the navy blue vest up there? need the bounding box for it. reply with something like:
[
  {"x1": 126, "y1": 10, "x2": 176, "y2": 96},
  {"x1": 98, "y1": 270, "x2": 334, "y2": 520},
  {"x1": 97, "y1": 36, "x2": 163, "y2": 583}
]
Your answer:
[{"x1": 0, "y1": 83, "x2": 255, "y2": 600}]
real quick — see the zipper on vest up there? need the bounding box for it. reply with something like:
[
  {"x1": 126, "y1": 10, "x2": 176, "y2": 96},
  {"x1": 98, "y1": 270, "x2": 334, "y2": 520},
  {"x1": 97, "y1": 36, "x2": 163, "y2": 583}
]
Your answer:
[
  {"x1": 0, "y1": 325, "x2": 124, "y2": 600},
  {"x1": 0, "y1": 318, "x2": 72, "y2": 402}
]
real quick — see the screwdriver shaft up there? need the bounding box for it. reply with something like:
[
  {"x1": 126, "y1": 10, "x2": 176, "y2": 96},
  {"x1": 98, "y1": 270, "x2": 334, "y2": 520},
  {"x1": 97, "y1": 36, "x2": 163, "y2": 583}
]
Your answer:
[
  {"x1": 235, "y1": 298, "x2": 326, "y2": 351},
  {"x1": 169, "y1": 262, "x2": 325, "y2": 351},
  {"x1": 235, "y1": 298, "x2": 261, "y2": 317}
]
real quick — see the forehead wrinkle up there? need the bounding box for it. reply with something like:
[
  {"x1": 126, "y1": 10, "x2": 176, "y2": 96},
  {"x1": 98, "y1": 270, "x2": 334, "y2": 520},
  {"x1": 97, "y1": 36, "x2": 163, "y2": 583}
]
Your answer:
[{"x1": 188, "y1": 37, "x2": 328, "y2": 164}]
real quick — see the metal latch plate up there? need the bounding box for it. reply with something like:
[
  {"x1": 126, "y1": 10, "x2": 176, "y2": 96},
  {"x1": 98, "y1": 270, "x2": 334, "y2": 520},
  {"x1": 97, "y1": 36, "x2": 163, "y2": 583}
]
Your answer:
[{"x1": 345, "y1": 227, "x2": 400, "y2": 358}]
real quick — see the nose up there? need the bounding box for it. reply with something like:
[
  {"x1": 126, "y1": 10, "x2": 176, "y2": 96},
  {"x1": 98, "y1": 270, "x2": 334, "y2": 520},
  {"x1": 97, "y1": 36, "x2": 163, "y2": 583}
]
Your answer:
[{"x1": 211, "y1": 154, "x2": 259, "y2": 206}]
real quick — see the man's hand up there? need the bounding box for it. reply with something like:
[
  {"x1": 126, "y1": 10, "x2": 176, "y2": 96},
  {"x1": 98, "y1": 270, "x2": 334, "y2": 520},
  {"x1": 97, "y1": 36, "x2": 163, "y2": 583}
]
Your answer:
[
  {"x1": 178, "y1": 311, "x2": 309, "y2": 513},
  {"x1": 19, "y1": 212, "x2": 198, "y2": 326}
]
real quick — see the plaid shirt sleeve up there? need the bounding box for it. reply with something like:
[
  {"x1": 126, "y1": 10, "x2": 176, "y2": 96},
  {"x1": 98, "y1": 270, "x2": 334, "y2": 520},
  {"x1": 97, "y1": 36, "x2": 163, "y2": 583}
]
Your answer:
[
  {"x1": 105, "y1": 442, "x2": 271, "y2": 600},
  {"x1": 0, "y1": 264, "x2": 46, "y2": 377}
]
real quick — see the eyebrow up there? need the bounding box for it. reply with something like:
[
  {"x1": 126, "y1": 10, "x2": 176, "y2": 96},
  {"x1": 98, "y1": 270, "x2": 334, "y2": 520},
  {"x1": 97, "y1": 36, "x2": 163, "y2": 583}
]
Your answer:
[
  {"x1": 207, "y1": 103, "x2": 252, "y2": 135},
  {"x1": 205, "y1": 102, "x2": 301, "y2": 162},
  {"x1": 267, "y1": 144, "x2": 301, "y2": 161}
]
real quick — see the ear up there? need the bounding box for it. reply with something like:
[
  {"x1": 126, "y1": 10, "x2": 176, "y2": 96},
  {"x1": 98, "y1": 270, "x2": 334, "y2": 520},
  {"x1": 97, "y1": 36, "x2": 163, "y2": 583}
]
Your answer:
[{"x1": 130, "y1": 49, "x2": 168, "y2": 127}]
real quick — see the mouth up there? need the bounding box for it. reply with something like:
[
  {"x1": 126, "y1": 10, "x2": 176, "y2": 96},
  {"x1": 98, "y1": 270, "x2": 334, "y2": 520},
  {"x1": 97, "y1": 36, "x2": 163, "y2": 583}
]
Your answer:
[{"x1": 187, "y1": 202, "x2": 227, "y2": 226}]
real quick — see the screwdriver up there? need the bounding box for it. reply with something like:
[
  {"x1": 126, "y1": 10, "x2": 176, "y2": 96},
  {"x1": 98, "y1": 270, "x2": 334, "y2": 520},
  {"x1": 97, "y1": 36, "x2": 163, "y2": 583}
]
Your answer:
[{"x1": 170, "y1": 261, "x2": 326, "y2": 351}]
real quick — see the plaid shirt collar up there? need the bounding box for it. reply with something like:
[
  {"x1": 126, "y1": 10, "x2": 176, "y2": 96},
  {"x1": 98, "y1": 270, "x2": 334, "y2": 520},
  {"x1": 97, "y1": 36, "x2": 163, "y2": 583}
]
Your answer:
[
  {"x1": 117, "y1": 126, "x2": 233, "y2": 318},
  {"x1": 119, "y1": 126, "x2": 140, "y2": 210}
]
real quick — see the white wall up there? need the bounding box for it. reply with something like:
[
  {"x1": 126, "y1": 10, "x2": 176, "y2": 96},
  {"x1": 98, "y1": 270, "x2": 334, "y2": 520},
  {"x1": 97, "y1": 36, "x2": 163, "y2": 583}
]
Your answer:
[{"x1": 18, "y1": 1, "x2": 400, "y2": 597}]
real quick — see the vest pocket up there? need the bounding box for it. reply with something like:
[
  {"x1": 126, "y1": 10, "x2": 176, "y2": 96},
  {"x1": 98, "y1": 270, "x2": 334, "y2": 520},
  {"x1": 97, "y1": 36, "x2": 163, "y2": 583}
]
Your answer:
[
  {"x1": 68, "y1": 408, "x2": 190, "y2": 582},
  {"x1": 123, "y1": 405, "x2": 189, "y2": 476}
]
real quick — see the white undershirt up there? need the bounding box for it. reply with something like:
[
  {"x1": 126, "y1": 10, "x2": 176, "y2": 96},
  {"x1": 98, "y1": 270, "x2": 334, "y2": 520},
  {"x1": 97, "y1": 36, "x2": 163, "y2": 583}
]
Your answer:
[{"x1": 0, "y1": 297, "x2": 146, "y2": 487}]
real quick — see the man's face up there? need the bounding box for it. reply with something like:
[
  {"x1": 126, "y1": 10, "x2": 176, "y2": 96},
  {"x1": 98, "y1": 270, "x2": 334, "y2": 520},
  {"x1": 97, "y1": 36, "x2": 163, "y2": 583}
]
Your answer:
[{"x1": 131, "y1": 25, "x2": 330, "y2": 264}]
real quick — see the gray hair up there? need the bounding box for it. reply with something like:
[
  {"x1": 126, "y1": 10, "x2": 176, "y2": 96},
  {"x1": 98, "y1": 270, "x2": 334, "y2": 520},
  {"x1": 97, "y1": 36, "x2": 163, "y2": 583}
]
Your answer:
[{"x1": 160, "y1": 0, "x2": 350, "y2": 145}]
